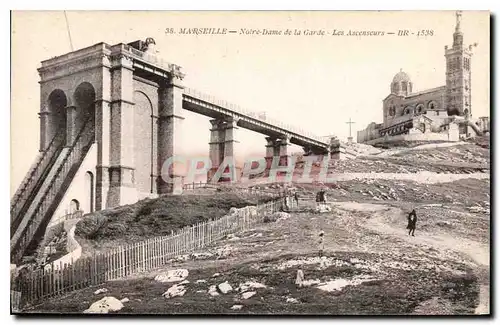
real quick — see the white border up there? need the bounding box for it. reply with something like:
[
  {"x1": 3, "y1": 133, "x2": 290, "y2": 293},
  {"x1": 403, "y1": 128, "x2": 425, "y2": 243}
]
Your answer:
[{"x1": 2, "y1": 1, "x2": 497, "y2": 324}]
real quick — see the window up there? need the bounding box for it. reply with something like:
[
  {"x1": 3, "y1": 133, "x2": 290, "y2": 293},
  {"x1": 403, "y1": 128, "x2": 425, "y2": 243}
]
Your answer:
[
  {"x1": 464, "y1": 58, "x2": 471, "y2": 70},
  {"x1": 402, "y1": 82, "x2": 407, "y2": 91},
  {"x1": 389, "y1": 106, "x2": 396, "y2": 116}
]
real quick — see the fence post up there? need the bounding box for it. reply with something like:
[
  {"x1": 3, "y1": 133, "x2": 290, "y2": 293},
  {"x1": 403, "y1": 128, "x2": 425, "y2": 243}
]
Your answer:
[{"x1": 142, "y1": 242, "x2": 146, "y2": 272}]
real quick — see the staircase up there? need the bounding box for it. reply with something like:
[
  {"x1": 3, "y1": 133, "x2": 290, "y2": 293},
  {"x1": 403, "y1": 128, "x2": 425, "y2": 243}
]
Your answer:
[
  {"x1": 10, "y1": 130, "x2": 65, "y2": 232},
  {"x1": 10, "y1": 117, "x2": 95, "y2": 264}
]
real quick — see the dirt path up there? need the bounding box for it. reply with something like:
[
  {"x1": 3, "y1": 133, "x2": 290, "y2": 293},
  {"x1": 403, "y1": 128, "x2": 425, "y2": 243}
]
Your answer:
[
  {"x1": 332, "y1": 201, "x2": 490, "y2": 315},
  {"x1": 372, "y1": 142, "x2": 469, "y2": 158}
]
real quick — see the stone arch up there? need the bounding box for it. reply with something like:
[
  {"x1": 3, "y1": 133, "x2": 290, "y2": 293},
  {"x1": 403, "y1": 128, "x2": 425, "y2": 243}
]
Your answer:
[
  {"x1": 415, "y1": 104, "x2": 425, "y2": 115},
  {"x1": 71, "y1": 82, "x2": 97, "y2": 141},
  {"x1": 74, "y1": 82, "x2": 96, "y2": 120},
  {"x1": 85, "y1": 171, "x2": 94, "y2": 213},
  {"x1": 427, "y1": 101, "x2": 438, "y2": 110},
  {"x1": 403, "y1": 106, "x2": 412, "y2": 115},
  {"x1": 133, "y1": 91, "x2": 155, "y2": 195},
  {"x1": 46, "y1": 89, "x2": 68, "y2": 146}
]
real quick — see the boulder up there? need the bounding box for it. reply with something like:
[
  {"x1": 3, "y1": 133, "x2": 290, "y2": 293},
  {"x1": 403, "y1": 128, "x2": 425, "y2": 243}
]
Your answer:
[
  {"x1": 230, "y1": 305, "x2": 243, "y2": 310},
  {"x1": 162, "y1": 284, "x2": 186, "y2": 299},
  {"x1": 315, "y1": 205, "x2": 332, "y2": 213},
  {"x1": 191, "y1": 252, "x2": 213, "y2": 260},
  {"x1": 264, "y1": 212, "x2": 291, "y2": 223},
  {"x1": 275, "y1": 212, "x2": 290, "y2": 222},
  {"x1": 238, "y1": 281, "x2": 267, "y2": 292},
  {"x1": 83, "y1": 296, "x2": 124, "y2": 314},
  {"x1": 208, "y1": 285, "x2": 219, "y2": 296},
  {"x1": 242, "y1": 291, "x2": 256, "y2": 299},
  {"x1": 94, "y1": 288, "x2": 108, "y2": 295},
  {"x1": 218, "y1": 281, "x2": 233, "y2": 294}
]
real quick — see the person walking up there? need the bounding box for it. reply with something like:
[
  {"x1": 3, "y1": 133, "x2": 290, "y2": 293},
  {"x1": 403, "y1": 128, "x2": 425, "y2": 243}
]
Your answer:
[
  {"x1": 407, "y1": 209, "x2": 417, "y2": 236},
  {"x1": 294, "y1": 191, "x2": 299, "y2": 207}
]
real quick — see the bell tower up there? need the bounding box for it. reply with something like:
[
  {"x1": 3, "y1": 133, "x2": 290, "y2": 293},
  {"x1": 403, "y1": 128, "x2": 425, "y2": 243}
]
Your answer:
[{"x1": 445, "y1": 11, "x2": 475, "y2": 117}]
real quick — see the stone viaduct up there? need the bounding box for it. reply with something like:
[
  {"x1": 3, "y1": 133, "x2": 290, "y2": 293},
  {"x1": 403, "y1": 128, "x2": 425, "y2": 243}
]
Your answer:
[{"x1": 10, "y1": 39, "x2": 339, "y2": 263}]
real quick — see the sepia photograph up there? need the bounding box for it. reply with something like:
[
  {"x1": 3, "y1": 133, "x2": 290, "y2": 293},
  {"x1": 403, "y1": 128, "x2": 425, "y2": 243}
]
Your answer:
[{"x1": 10, "y1": 10, "x2": 490, "y2": 315}]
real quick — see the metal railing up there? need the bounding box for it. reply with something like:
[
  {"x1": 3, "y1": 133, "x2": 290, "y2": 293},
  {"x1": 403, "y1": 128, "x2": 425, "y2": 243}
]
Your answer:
[
  {"x1": 11, "y1": 117, "x2": 95, "y2": 263},
  {"x1": 121, "y1": 44, "x2": 183, "y2": 75},
  {"x1": 11, "y1": 129, "x2": 65, "y2": 225},
  {"x1": 183, "y1": 87, "x2": 327, "y2": 144}
]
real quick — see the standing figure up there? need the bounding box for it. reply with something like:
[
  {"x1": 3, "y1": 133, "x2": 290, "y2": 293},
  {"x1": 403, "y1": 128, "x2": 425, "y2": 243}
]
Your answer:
[
  {"x1": 294, "y1": 191, "x2": 299, "y2": 207},
  {"x1": 318, "y1": 230, "x2": 325, "y2": 256},
  {"x1": 407, "y1": 209, "x2": 417, "y2": 236},
  {"x1": 316, "y1": 190, "x2": 326, "y2": 204}
]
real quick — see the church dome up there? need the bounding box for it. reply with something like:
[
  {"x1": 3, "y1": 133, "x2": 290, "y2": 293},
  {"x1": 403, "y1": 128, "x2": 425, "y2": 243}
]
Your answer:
[{"x1": 392, "y1": 69, "x2": 411, "y2": 83}]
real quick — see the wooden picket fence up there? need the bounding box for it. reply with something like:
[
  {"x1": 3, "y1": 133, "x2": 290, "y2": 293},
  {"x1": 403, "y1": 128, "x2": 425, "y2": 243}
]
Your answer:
[
  {"x1": 13, "y1": 197, "x2": 287, "y2": 309},
  {"x1": 182, "y1": 182, "x2": 281, "y2": 197}
]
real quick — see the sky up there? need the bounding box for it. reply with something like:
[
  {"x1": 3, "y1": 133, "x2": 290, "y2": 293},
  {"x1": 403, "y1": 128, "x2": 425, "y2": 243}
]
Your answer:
[{"x1": 10, "y1": 11, "x2": 490, "y2": 193}]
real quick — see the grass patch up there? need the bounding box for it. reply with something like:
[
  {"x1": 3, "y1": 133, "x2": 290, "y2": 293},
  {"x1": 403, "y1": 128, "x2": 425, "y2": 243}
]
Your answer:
[{"x1": 75, "y1": 192, "x2": 274, "y2": 251}]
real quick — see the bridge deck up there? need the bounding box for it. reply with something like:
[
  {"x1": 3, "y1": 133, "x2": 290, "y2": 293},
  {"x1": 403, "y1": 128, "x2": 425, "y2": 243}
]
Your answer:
[{"x1": 182, "y1": 88, "x2": 329, "y2": 150}]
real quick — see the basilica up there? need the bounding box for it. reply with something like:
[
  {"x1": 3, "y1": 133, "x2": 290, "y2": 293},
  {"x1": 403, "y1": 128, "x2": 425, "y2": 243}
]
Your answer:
[{"x1": 357, "y1": 12, "x2": 490, "y2": 145}]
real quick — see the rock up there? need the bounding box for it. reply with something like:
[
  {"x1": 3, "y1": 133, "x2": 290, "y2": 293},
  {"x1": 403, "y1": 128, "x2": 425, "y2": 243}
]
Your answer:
[
  {"x1": 301, "y1": 279, "x2": 321, "y2": 287},
  {"x1": 154, "y1": 269, "x2": 189, "y2": 283},
  {"x1": 120, "y1": 298, "x2": 129, "y2": 303},
  {"x1": 227, "y1": 234, "x2": 240, "y2": 241},
  {"x1": 295, "y1": 270, "x2": 305, "y2": 287},
  {"x1": 171, "y1": 254, "x2": 190, "y2": 262},
  {"x1": 238, "y1": 281, "x2": 267, "y2": 292},
  {"x1": 315, "y1": 204, "x2": 331, "y2": 213},
  {"x1": 179, "y1": 280, "x2": 190, "y2": 285},
  {"x1": 162, "y1": 284, "x2": 186, "y2": 299},
  {"x1": 83, "y1": 296, "x2": 124, "y2": 314},
  {"x1": 212, "y1": 273, "x2": 221, "y2": 278},
  {"x1": 264, "y1": 211, "x2": 291, "y2": 223},
  {"x1": 196, "y1": 279, "x2": 207, "y2": 283},
  {"x1": 216, "y1": 246, "x2": 234, "y2": 259},
  {"x1": 208, "y1": 285, "x2": 219, "y2": 296},
  {"x1": 191, "y1": 252, "x2": 213, "y2": 260},
  {"x1": 286, "y1": 297, "x2": 299, "y2": 303},
  {"x1": 94, "y1": 288, "x2": 108, "y2": 295},
  {"x1": 242, "y1": 291, "x2": 256, "y2": 299},
  {"x1": 218, "y1": 281, "x2": 233, "y2": 294},
  {"x1": 436, "y1": 221, "x2": 452, "y2": 227},
  {"x1": 230, "y1": 305, "x2": 243, "y2": 310},
  {"x1": 275, "y1": 212, "x2": 291, "y2": 222}
]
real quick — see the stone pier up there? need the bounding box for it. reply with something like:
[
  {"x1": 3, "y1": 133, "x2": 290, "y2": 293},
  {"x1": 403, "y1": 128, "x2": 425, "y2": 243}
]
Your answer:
[
  {"x1": 265, "y1": 136, "x2": 290, "y2": 170},
  {"x1": 208, "y1": 117, "x2": 242, "y2": 182},
  {"x1": 157, "y1": 76, "x2": 187, "y2": 195},
  {"x1": 107, "y1": 55, "x2": 138, "y2": 206}
]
